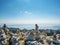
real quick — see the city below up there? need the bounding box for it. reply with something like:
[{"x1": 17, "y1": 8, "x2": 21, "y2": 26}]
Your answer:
[{"x1": 0, "y1": 24, "x2": 60, "y2": 45}]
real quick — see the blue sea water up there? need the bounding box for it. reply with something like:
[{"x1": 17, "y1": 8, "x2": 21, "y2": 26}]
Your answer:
[
  {"x1": 0, "y1": 24, "x2": 59, "y2": 30},
  {"x1": 0, "y1": 24, "x2": 60, "y2": 30}
]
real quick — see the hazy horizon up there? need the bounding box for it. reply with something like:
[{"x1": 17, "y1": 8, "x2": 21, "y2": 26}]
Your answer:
[{"x1": 0, "y1": 24, "x2": 60, "y2": 30}]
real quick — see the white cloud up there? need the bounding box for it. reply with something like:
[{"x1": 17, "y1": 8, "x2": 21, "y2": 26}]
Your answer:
[
  {"x1": 18, "y1": 11, "x2": 32, "y2": 17},
  {"x1": 24, "y1": 11, "x2": 32, "y2": 15},
  {"x1": 24, "y1": 11, "x2": 28, "y2": 14}
]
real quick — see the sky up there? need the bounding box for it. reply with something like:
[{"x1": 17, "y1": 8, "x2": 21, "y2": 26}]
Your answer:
[{"x1": 0, "y1": 0, "x2": 60, "y2": 25}]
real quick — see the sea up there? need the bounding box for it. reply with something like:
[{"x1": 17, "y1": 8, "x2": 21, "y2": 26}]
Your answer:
[{"x1": 0, "y1": 24, "x2": 60, "y2": 30}]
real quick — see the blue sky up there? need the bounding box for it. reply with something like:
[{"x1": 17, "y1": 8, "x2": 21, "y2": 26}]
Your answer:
[{"x1": 0, "y1": 0, "x2": 60, "y2": 24}]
